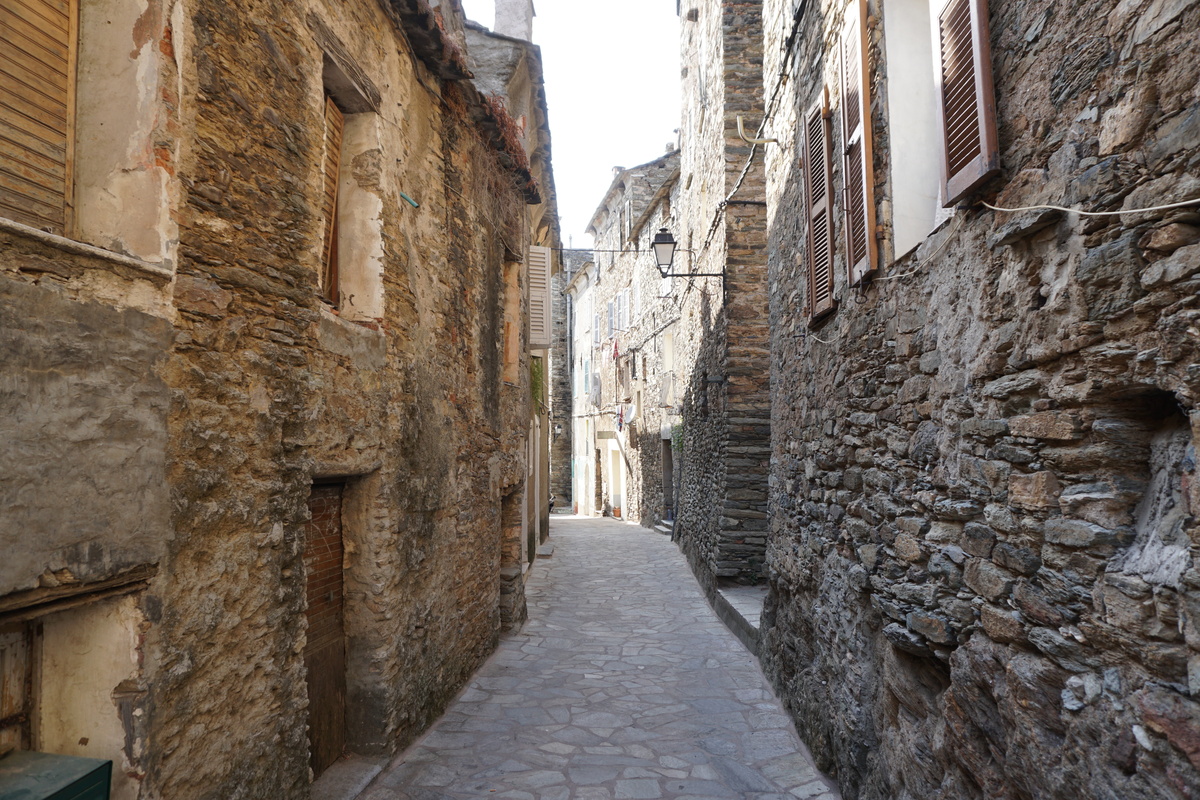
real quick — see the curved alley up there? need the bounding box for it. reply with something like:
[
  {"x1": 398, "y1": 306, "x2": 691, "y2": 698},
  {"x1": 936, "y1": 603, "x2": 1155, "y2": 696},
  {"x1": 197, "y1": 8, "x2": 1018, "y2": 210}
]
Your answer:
[{"x1": 361, "y1": 517, "x2": 839, "y2": 800}]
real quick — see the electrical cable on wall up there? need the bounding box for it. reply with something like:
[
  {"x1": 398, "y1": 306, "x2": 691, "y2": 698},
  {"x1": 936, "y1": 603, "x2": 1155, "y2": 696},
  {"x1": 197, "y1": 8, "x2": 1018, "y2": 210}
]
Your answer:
[
  {"x1": 875, "y1": 213, "x2": 965, "y2": 282},
  {"x1": 982, "y1": 197, "x2": 1200, "y2": 216}
]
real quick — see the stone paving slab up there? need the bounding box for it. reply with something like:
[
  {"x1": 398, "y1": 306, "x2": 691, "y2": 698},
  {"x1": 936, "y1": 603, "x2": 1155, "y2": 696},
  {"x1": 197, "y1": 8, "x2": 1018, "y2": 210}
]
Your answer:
[{"x1": 361, "y1": 516, "x2": 839, "y2": 800}]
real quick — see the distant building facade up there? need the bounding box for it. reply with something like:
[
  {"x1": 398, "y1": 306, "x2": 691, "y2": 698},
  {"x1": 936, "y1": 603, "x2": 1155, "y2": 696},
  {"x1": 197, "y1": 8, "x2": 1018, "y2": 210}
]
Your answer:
[{"x1": 570, "y1": 153, "x2": 683, "y2": 526}]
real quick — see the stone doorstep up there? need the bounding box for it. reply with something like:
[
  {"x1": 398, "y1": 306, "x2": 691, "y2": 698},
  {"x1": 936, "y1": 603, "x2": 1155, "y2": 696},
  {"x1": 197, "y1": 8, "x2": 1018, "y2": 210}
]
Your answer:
[
  {"x1": 313, "y1": 755, "x2": 386, "y2": 800},
  {"x1": 536, "y1": 542, "x2": 555, "y2": 558},
  {"x1": 710, "y1": 584, "x2": 768, "y2": 656}
]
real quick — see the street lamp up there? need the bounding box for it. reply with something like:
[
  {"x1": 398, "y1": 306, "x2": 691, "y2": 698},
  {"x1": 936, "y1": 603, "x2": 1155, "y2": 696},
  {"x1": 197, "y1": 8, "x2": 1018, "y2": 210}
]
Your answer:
[
  {"x1": 652, "y1": 228, "x2": 677, "y2": 274},
  {"x1": 651, "y1": 227, "x2": 723, "y2": 279}
]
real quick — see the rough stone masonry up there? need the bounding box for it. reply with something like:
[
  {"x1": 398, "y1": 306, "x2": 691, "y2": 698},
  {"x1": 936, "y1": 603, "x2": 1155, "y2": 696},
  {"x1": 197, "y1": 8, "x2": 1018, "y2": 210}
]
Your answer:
[
  {"x1": 0, "y1": 0, "x2": 558, "y2": 797},
  {"x1": 754, "y1": 0, "x2": 1200, "y2": 797}
]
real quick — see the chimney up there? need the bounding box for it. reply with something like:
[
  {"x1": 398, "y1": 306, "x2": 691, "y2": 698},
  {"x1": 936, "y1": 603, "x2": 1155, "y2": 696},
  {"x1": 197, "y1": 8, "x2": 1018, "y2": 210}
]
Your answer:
[
  {"x1": 612, "y1": 166, "x2": 625, "y2": 177},
  {"x1": 494, "y1": 0, "x2": 535, "y2": 41}
]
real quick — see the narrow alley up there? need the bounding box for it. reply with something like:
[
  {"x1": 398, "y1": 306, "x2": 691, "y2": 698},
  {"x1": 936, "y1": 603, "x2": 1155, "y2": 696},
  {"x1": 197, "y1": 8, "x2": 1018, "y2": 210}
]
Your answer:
[{"x1": 360, "y1": 517, "x2": 839, "y2": 800}]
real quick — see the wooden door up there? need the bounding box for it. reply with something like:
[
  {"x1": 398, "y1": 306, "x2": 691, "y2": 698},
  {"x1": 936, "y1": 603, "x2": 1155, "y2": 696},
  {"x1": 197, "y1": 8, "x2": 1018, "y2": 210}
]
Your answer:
[
  {"x1": 305, "y1": 483, "x2": 346, "y2": 779},
  {"x1": 0, "y1": 624, "x2": 34, "y2": 753}
]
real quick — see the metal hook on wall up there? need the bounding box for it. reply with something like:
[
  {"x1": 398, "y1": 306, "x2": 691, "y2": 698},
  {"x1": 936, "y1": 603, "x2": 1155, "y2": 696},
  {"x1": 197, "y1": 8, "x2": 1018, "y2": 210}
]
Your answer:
[{"x1": 736, "y1": 115, "x2": 779, "y2": 145}]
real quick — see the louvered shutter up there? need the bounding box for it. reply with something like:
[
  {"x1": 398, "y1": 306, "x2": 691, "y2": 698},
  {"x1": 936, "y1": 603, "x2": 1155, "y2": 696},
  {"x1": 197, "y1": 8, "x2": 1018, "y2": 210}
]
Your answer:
[
  {"x1": 0, "y1": 0, "x2": 77, "y2": 234},
  {"x1": 320, "y1": 96, "x2": 344, "y2": 305},
  {"x1": 839, "y1": 0, "x2": 876, "y2": 286},
  {"x1": 527, "y1": 245, "x2": 552, "y2": 348},
  {"x1": 804, "y1": 91, "x2": 836, "y2": 323},
  {"x1": 934, "y1": 0, "x2": 999, "y2": 206}
]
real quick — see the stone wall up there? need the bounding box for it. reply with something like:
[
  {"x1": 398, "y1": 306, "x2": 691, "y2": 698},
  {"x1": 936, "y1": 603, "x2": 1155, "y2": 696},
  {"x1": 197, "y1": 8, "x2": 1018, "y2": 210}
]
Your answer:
[
  {"x1": 759, "y1": 0, "x2": 1200, "y2": 797},
  {"x1": 673, "y1": 0, "x2": 772, "y2": 584},
  {"x1": 0, "y1": 0, "x2": 556, "y2": 796},
  {"x1": 550, "y1": 251, "x2": 591, "y2": 509}
]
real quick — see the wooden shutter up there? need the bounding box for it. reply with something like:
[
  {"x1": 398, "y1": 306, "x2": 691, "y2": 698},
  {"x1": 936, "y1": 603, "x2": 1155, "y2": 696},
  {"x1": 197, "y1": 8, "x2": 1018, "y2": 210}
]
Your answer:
[
  {"x1": 319, "y1": 96, "x2": 344, "y2": 305},
  {"x1": 839, "y1": 0, "x2": 876, "y2": 286},
  {"x1": 528, "y1": 245, "x2": 552, "y2": 349},
  {"x1": 935, "y1": 0, "x2": 999, "y2": 206},
  {"x1": 804, "y1": 90, "x2": 836, "y2": 323},
  {"x1": 0, "y1": 0, "x2": 77, "y2": 235}
]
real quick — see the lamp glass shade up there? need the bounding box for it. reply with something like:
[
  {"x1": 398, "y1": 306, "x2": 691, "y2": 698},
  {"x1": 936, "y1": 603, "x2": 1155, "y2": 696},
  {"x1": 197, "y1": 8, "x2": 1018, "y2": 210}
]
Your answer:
[{"x1": 652, "y1": 228, "x2": 677, "y2": 270}]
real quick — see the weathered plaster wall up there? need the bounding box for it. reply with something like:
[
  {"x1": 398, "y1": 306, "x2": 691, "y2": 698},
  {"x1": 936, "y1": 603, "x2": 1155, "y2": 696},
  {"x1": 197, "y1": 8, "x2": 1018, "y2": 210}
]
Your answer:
[
  {"x1": 0, "y1": 265, "x2": 172, "y2": 598},
  {"x1": 760, "y1": 0, "x2": 1200, "y2": 797},
  {"x1": 39, "y1": 596, "x2": 146, "y2": 800},
  {"x1": 75, "y1": 0, "x2": 182, "y2": 268}
]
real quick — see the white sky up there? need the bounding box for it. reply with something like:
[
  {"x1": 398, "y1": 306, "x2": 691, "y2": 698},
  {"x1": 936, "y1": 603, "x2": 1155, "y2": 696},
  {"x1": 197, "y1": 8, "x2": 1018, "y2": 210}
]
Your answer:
[{"x1": 459, "y1": 0, "x2": 682, "y2": 246}]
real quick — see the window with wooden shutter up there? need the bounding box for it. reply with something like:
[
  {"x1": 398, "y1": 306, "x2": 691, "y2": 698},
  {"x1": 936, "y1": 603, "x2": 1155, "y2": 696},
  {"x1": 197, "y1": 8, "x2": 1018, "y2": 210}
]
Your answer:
[
  {"x1": 527, "y1": 245, "x2": 552, "y2": 349},
  {"x1": 934, "y1": 0, "x2": 999, "y2": 206},
  {"x1": 804, "y1": 90, "x2": 836, "y2": 324},
  {"x1": 0, "y1": 0, "x2": 77, "y2": 235},
  {"x1": 319, "y1": 96, "x2": 344, "y2": 306},
  {"x1": 839, "y1": 0, "x2": 876, "y2": 286}
]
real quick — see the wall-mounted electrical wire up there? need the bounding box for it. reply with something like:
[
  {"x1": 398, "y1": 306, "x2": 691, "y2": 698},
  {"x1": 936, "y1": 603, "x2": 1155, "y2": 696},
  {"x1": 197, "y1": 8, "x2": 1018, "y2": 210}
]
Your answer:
[
  {"x1": 982, "y1": 197, "x2": 1200, "y2": 216},
  {"x1": 875, "y1": 213, "x2": 965, "y2": 282}
]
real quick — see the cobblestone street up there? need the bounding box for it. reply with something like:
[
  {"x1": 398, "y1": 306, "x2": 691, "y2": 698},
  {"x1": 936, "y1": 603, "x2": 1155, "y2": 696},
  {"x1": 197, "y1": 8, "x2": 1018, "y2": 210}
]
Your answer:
[{"x1": 362, "y1": 516, "x2": 839, "y2": 800}]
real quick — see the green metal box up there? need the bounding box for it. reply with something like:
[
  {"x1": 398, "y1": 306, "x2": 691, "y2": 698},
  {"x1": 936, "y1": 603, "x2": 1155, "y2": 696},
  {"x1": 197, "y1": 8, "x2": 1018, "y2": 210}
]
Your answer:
[{"x1": 0, "y1": 751, "x2": 112, "y2": 800}]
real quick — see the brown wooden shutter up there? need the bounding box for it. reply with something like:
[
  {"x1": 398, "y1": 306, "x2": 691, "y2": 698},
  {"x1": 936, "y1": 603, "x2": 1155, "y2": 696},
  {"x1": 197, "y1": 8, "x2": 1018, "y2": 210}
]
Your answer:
[
  {"x1": 527, "y1": 245, "x2": 552, "y2": 349},
  {"x1": 320, "y1": 96, "x2": 344, "y2": 305},
  {"x1": 0, "y1": 0, "x2": 77, "y2": 235},
  {"x1": 839, "y1": 0, "x2": 875, "y2": 286},
  {"x1": 935, "y1": 0, "x2": 999, "y2": 206},
  {"x1": 804, "y1": 91, "x2": 836, "y2": 323}
]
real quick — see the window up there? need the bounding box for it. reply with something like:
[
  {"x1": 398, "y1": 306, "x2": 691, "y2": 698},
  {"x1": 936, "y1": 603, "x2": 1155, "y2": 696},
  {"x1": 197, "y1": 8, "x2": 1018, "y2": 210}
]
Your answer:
[
  {"x1": 606, "y1": 301, "x2": 614, "y2": 338},
  {"x1": 319, "y1": 96, "x2": 344, "y2": 306},
  {"x1": 527, "y1": 245, "x2": 552, "y2": 349},
  {"x1": 883, "y1": 0, "x2": 998, "y2": 258},
  {"x1": 615, "y1": 290, "x2": 629, "y2": 331},
  {"x1": 0, "y1": 0, "x2": 180, "y2": 265},
  {"x1": 803, "y1": 90, "x2": 836, "y2": 323},
  {"x1": 933, "y1": 0, "x2": 999, "y2": 205},
  {"x1": 593, "y1": 313, "x2": 601, "y2": 345},
  {"x1": 0, "y1": 0, "x2": 77, "y2": 235},
  {"x1": 314, "y1": 36, "x2": 384, "y2": 321},
  {"x1": 840, "y1": 0, "x2": 876, "y2": 285}
]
